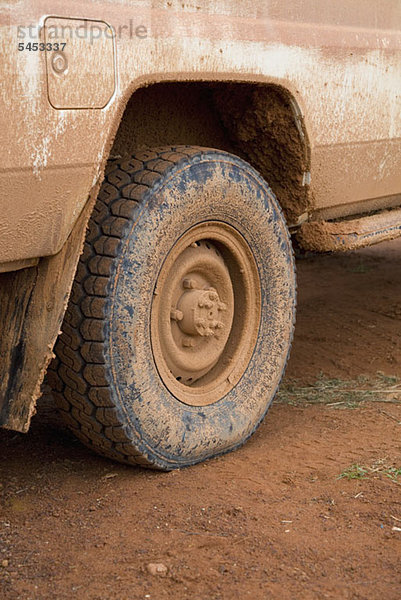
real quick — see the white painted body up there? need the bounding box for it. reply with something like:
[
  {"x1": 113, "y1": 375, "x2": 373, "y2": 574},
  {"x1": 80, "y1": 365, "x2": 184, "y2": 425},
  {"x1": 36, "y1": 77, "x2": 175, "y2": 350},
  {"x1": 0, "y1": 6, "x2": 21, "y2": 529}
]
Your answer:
[{"x1": 1, "y1": 0, "x2": 400, "y2": 265}]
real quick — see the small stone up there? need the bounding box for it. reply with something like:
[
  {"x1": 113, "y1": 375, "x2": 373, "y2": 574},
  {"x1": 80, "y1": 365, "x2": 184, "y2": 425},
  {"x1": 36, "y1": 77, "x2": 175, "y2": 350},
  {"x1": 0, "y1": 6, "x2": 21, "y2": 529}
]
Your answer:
[
  {"x1": 103, "y1": 473, "x2": 118, "y2": 479},
  {"x1": 146, "y1": 562, "x2": 168, "y2": 576},
  {"x1": 1, "y1": 559, "x2": 9, "y2": 568}
]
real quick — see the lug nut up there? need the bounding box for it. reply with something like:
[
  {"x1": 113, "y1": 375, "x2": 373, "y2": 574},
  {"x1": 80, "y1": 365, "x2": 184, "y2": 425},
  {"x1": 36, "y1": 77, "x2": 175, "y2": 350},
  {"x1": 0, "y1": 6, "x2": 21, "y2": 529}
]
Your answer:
[
  {"x1": 170, "y1": 309, "x2": 183, "y2": 321},
  {"x1": 183, "y1": 278, "x2": 197, "y2": 289},
  {"x1": 217, "y1": 302, "x2": 227, "y2": 311}
]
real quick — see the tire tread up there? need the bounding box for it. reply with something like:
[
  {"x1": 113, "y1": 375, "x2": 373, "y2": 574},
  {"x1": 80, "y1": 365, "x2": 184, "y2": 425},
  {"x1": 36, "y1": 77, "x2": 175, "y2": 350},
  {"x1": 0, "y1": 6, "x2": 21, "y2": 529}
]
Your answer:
[
  {"x1": 49, "y1": 147, "x2": 207, "y2": 467},
  {"x1": 48, "y1": 145, "x2": 295, "y2": 470}
]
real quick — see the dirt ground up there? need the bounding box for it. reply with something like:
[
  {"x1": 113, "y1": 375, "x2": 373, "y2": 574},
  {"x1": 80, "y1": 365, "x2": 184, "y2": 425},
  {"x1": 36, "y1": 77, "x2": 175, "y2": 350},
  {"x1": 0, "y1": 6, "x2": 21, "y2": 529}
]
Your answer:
[{"x1": 1, "y1": 238, "x2": 401, "y2": 600}]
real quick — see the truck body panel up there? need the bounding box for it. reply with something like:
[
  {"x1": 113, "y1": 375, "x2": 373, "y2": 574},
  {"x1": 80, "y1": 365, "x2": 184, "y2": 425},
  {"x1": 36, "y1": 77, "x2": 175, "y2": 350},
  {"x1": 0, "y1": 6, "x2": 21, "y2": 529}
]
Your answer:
[
  {"x1": 1, "y1": 0, "x2": 400, "y2": 266},
  {"x1": 0, "y1": 0, "x2": 400, "y2": 432}
]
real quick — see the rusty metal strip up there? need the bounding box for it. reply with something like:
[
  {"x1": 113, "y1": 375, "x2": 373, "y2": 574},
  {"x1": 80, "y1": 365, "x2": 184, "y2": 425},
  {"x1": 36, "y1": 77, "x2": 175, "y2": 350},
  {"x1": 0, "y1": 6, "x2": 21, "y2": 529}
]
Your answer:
[{"x1": 297, "y1": 208, "x2": 401, "y2": 252}]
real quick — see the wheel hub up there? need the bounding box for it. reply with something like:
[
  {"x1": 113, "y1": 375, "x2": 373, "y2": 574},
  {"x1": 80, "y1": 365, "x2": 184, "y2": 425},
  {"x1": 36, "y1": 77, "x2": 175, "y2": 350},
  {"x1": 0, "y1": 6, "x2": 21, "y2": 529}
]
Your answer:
[
  {"x1": 174, "y1": 287, "x2": 226, "y2": 337},
  {"x1": 155, "y1": 240, "x2": 235, "y2": 382},
  {"x1": 150, "y1": 222, "x2": 261, "y2": 406}
]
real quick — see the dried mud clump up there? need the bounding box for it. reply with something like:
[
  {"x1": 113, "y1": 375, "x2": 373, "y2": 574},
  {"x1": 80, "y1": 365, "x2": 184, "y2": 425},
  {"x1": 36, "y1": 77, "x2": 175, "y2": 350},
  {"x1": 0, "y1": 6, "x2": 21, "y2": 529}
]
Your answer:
[
  {"x1": 112, "y1": 82, "x2": 310, "y2": 225},
  {"x1": 214, "y1": 85, "x2": 309, "y2": 224}
]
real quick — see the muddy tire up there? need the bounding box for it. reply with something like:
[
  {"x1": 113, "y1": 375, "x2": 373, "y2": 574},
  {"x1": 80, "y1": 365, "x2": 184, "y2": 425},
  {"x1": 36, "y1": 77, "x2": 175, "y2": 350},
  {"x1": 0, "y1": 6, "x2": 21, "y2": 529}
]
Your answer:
[{"x1": 48, "y1": 146, "x2": 296, "y2": 470}]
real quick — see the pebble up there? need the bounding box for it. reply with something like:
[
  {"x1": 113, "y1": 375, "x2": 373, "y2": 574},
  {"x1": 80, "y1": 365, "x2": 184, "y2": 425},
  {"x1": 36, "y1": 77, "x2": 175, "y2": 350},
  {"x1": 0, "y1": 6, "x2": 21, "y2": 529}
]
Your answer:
[
  {"x1": 146, "y1": 562, "x2": 168, "y2": 576},
  {"x1": 1, "y1": 559, "x2": 9, "y2": 568}
]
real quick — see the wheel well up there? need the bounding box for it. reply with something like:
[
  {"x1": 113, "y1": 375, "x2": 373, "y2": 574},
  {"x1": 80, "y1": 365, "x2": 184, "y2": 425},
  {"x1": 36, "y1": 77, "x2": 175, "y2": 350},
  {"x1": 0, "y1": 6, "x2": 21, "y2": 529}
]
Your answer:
[{"x1": 111, "y1": 81, "x2": 310, "y2": 224}]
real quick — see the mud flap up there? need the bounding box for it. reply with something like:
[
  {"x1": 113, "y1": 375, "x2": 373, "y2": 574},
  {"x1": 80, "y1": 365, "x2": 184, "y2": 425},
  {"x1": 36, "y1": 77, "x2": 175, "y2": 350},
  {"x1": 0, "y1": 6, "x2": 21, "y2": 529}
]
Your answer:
[{"x1": 0, "y1": 198, "x2": 96, "y2": 432}]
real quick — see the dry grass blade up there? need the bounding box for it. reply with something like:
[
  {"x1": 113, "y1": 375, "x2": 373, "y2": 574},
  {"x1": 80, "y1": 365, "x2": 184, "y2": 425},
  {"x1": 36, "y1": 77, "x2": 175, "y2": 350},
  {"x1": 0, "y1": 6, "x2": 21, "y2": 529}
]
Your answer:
[{"x1": 276, "y1": 374, "x2": 401, "y2": 408}]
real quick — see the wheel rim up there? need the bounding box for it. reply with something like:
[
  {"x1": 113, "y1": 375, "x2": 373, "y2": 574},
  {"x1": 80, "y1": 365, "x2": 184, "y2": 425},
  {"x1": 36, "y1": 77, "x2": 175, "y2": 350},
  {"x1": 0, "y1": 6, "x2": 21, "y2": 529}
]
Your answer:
[{"x1": 151, "y1": 222, "x2": 261, "y2": 406}]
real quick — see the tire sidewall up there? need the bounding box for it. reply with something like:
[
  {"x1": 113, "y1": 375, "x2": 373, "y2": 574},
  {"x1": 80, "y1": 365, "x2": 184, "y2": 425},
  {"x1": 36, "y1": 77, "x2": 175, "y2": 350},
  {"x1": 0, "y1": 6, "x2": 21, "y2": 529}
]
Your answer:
[{"x1": 105, "y1": 152, "x2": 295, "y2": 468}]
